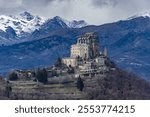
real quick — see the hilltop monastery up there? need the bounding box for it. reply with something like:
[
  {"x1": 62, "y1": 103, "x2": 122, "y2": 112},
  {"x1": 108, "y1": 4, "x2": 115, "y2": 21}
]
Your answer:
[{"x1": 62, "y1": 32, "x2": 109, "y2": 75}]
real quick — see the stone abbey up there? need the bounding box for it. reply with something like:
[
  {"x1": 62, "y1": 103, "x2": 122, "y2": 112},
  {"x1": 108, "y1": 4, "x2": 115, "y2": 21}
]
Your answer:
[
  {"x1": 71, "y1": 32, "x2": 100, "y2": 59},
  {"x1": 62, "y1": 32, "x2": 109, "y2": 75}
]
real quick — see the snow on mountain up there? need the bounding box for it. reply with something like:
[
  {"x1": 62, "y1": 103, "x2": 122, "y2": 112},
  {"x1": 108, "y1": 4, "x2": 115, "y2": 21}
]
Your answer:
[
  {"x1": 65, "y1": 20, "x2": 88, "y2": 28},
  {"x1": 127, "y1": 12, "x2": 150, "y2": 20},
  {"x1": 0, "y1": 13, "x2": 88, "y2": 36},
  {"x1": 51, "y1": 16, "x2": 88, "y2": 28},
  {"x1": 61, "y1": 17, "x2": 88, "y2": 28},
  {"x1": 0, "y1": 12, "x2": 46, "y2": 35},
  {"x1": 137, "y1": 12, "x2": 150, "y2": 18},
  {"x1": 19, "y1": 11, "x2": 34, "y2": 21},
  {"x1": 49, "y1": 16, "x2": 68, "y2": 28},
  {"x1": 70, "y1": 20, "x2": 88, "y2": 28}
]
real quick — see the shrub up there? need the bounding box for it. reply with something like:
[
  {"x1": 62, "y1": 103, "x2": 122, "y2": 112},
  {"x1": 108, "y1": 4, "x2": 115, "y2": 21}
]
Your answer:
[
  {"x1": 67, "y1": 66, "x2": 75, "y2": 74},
  {"x1": 8, "y1": 72, "x2": 18, "y2": 81},
  {"x1": 36, "y1": 68, "x2": 48, "y2": 84}
]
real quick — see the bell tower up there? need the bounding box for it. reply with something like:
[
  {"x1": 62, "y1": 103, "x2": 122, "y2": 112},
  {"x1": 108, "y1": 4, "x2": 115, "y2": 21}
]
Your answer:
[{"x1": 104, "y1": 47, "x2": 108, "y2": 57}]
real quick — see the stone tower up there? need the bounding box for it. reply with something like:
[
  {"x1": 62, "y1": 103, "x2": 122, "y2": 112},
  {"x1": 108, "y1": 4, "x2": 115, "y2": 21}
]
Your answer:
[
  {"x1": 104, "y1": 47, "x2": 108, "y2": 57},
  {"x1": 63, "y1": 32, "x2": 101, "y2": 67},
  {"x1": 77, "y1": 32, "x2": 100, "y2": 59}
]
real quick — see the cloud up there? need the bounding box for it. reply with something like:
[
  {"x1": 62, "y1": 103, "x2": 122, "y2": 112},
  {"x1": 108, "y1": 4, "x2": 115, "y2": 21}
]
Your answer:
[
  {"x1": 0, "y1": 0, "x2": 150, "y2": 25},
  {"x1": 92, "y1": 0, "x2": 118, "y2": 7},
  {"x1": 0, "y1": 0, "x2": 22, "y2": 8}
]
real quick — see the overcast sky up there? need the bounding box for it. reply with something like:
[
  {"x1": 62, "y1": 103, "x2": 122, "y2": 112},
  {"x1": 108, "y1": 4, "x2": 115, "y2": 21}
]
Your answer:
[{"x1": 0, "y1": 0, "x2": 150, "y2": 25}]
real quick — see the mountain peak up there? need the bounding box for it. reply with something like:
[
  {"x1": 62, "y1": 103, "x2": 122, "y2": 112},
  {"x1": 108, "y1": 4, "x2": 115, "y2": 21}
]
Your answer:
[
  {"x1": 53, "y1": 16, "x2": 62, "y2": 20},
  {"x1": 19, "y1": 11, "x2": 34, "y2": 21},
  {"x1": 0, "y1": 12, "x2": 88, "y2": 45},
  {"x1": 50, "y1": 16, "x2": 88, "y2": 28},
  {"x1": 50, "y1": 16, "x2": 68, "y2": 28},
  {"x1": 0, "y1": 11, "x2": 46, "y2": 36}
]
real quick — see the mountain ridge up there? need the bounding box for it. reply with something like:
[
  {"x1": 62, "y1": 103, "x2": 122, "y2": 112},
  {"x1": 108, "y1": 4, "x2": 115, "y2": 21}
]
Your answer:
[
  {"x1": 127, "y1": 12, "x2": 150, "y2": 20},
  {"x1": 0, "y1": 12, "x2": 150, "y2": 80},
  {"x1": 0, "y1": 12, "x2": 88, "y2": 46}
]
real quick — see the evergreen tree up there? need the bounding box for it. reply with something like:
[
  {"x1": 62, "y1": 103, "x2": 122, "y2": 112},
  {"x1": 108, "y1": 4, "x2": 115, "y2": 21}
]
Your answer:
[
  {"x1": 5, "y1": 81, "x2": 12, "y2": 98},
  {"x1": 8, "y1": 72, "x2": 18, "y2": 81},
  {"x1": 55, "y1": 57, "x2": 62, "y2": 68},
  {"x1": 77, "y1": 76, "x2": 84, "y2": 91},
  {"x1": 36, "y1": 68, "x2": 48, "y2": 84}
]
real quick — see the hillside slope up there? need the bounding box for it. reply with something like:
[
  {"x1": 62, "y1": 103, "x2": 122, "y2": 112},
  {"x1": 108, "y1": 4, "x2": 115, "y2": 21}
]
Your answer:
[
  {"x1": 0, "y1": 67, "x2": 150, "y2": 100},
  {"x1": 86, "y1": 68, "x2": 150, "y2": 100}
]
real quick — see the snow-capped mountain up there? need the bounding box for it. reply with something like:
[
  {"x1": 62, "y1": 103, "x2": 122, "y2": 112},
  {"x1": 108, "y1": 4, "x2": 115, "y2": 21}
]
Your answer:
[
  {"x1": 30, "y1": 16, "x2": 88, "y2": 38},
  {"x1": 0, "y1": 12, "x2": 88, "y2": 35},
  {"x1": 60, "y1": 16, "x2": 88, "y2": 28},
  {"x1": 0, "y1": 12, "x2": 46, "y2": 35},
  {"x1": 0, "y1": 12, "x2": 88, "y2": 45},
  {"x1": 44, "y1": 16, "x2": 88, "y2": 29}
]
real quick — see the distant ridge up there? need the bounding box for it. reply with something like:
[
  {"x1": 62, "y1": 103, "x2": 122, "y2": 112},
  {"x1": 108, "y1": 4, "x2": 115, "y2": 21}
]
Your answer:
[{"x1": 0, "y1": 12, "x2": 150, "y2": 81}]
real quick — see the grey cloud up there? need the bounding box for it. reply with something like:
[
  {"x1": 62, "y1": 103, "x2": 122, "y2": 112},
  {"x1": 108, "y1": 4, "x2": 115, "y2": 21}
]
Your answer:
[
  {"x1": 0, "y1": 0, "x2": 72, "y2": 14},
  {"x1": 0, "y1": 0, "x2": 21, "y2": 8},
  {"x1": 0, "y1": 0, "x2": 150, "y2": 25},
  {"x1": 22, "y1": 0, "x2": 73, "y2": 7},
  {"x1": 22, "y1": 0, "x2": 54, "y2": 6},
  {"x1": 92, "y1": 0, "x2": 118, "y2": 7},
  {"x1": 0, "y1": 0, "x2": 23, "y2": 15}
]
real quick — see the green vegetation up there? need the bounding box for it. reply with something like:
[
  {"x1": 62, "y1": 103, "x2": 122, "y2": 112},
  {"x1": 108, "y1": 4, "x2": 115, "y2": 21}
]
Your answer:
[
  {"x1": 8, "y1": 72, "x2": 18, "y2": 81},
  {"x1": 5, "y1": 81, "x2": 12, "y2": 98},
  {"x1": 55, "y1": 57, "x2": 62, "y2": 68},
  {"x1": 0, "y1": 57, "x2": 150, "y2": 100},
  {"x1": 86, "y1": 68, "x2": 150, "y2": 100},
  {"x1": 67, "y1": 65, "x2": 75, "y2": 74},
  {"x1": 1, "y1": 67, "x2": 150, "y2": 100},
  {"x1": 77, "y1": 76, "x2": 84, "y2": 91},
  {"x1": 35, "y1": 68, "x2": 48, "y2": 84}
]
